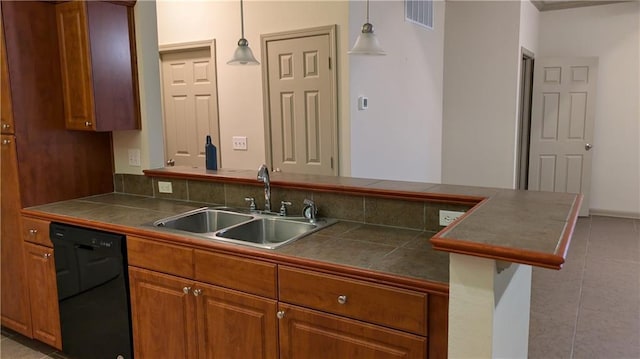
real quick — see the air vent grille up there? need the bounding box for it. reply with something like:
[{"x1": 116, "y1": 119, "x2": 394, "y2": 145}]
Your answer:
[{"x1": 405, "y1": 0, "x2": 433, "y2": 29}]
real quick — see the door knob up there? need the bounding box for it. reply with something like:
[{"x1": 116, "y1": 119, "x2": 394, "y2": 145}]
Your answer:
[
  {"x1": 167, "y1": 159, "x2": 175, "y2": 166},
  {"x1": 585, "y1": 143, "x2": 593, "y2": 151},
  {"x1": 337, "y1": 295, "x2": 347, "y2": 304},
  {"x1": 84, "y1": 121, "x2": 92, "y2": 127},
  {"x1": 182, "y1": 286, "x2": 191, "y2": 294},
  {"x1": 276, "y1": 310, "x2": 285, "y2": 319},
  {"x1": 1, "y1": 139, "x2": 11, "y2": 145}
]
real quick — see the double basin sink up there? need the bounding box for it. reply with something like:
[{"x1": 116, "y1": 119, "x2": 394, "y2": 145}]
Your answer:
[{"x1": 153, "y1": 207, "x2": 336, "y2": 249}]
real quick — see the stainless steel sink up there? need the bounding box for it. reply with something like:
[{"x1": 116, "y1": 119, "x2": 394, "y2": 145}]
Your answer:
[
  {"x1": 215, "y1": 218, "x2": 323, "y2": 249},
  {"x1": 152, "y1": 207, "x2": 336, "y2": 249},
  {"x1": 153, "y1": 208, "x2": 254, "y2": 233}
]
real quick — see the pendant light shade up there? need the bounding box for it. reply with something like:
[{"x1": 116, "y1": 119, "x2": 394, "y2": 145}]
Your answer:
[
  {"x1": 228, "y1": 0, "x2": 259, "y2": 65},
  {"x1": 348, "y1": 0, "x2": 386, "y2": 56}
]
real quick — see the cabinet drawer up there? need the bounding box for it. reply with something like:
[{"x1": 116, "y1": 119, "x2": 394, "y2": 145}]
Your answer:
[
  {"x1": 194, "y1": 250, "x2": 277, "y2": 299},
  {"x1": 127, "y1": 236, "x2": 194, "y2": 278},
  {"x1": 22, "y1": 217, "x2": 51, "y2": 247},
  {"x1": 279, "y1": 266, "x2": 427, "y2": 336}
]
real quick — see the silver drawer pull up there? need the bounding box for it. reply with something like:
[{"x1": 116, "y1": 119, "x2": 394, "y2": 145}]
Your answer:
[
  {"x1": 29, "y1": 229, "x2": 38, "y2": 235},
  {"x1": 182, "y1": 286, "x2": 191, "y2": 294},
  {"x1": 1, "y1": 123, "x2": 10, "y2": 130},
  {"x1": 84, "y1": 121, "x2": 92, "y2": 127},
  {"x1": 337, "y1": 295, "x2": 347, "y2": 305},
  {"x1": 2, "y1": 139, "x2": 11, "y2": 145},
  {"x1": 43, "y1": 253, "x2": 51, "y2": 259},
  {"x1": 193, "y1": 289, "x2": 202, "y2": 297},
  {"x1": 276, "y1": 310, "x2": 285, "y2": 319}
]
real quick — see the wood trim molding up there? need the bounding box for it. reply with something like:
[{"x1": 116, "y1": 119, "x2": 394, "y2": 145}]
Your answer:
[{"x1": 158, "y1": 39, "x2": 215, "y2": 54}]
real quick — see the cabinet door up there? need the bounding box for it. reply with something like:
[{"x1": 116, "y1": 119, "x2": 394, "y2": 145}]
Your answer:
[
  {"x1": 0, "y1": 134, "x2": 32, "y2": 337},
  {"x1": 129, "y1": 267, "x2": 198, "y2": 359},
  {"x1": 55, "y1": 1, "x2": 95, "y2": 131},
  {"x1": 195, "y1": 282, "x2": 278, "y2": 359},
  {"x1": 278, "y1": 304, "x2": 426, "y2": 359},
  {"x1": 23, "y1": 243, "x2": 62, "y2": 349},
  {"x1": 1, "y1": 25, "x2": 14, "y2": 134}
]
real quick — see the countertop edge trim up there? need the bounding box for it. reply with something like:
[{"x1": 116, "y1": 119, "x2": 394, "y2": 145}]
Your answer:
[{"x1": 429, "y1": 237, "x2": 565, "y2": 270}]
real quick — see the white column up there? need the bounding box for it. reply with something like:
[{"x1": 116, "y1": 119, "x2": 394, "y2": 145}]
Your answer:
[{"x1": 448, "y1": 253, "x2": 532, "y2": 358}]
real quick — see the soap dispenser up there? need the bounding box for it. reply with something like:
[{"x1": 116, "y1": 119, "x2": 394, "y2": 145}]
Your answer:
[{"x1": 205, "y1": 135, "x2": 217, "y2": 170}]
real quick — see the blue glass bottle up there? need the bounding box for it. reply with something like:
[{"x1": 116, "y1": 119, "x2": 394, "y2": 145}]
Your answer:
[{"x1": 205, "y1": 135, "x2": 217, "y2": 170}]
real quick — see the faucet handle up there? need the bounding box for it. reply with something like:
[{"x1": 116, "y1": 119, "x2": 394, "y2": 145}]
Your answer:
[
  {"x1": 244, "y1": 197, "x2": 257, "y2": 211},
  {"x1": 302, "y1": 199, "x2": 317, "y2": 223},
  {"x1": 279, "y1": 201, "x2": 292, "y2": 216}
]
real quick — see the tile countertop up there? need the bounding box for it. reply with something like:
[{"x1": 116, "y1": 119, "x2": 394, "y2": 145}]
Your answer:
[
  {"x1": 21, "y1": 193, "x2": 450, "y2": 289},
  {"x1": 144, "y1": 167, "x2": 582, "y2": 270}
]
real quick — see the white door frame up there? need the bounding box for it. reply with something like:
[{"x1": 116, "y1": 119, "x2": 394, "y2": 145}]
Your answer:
[{"x1": 260, "y1": 25, "x2": 339, "y2": 175}]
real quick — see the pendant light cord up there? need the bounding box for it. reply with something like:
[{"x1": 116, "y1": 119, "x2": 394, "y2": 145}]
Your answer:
[
  {"x1": 366, "y1": 0, "x2": 370, "y2": 23},
  {"x1": 240, "y1": 0, "x2": 245, "y2": 39}
]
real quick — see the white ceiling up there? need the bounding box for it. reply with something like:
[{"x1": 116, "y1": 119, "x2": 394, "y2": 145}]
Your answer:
[{"x1": 531, "y1": 0, "x2": 631, "y2": 11}]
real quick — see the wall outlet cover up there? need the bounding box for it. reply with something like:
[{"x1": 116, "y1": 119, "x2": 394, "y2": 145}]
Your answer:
[
  {"x1": 439, "y1": 210, "x2": 465, "y2": 226},
  {"x1": 158, "y1": 181, "x2": 173, "y2": 194},
  {"x1": 232, "y1": 136, "x2": 248, "y2": 150}
]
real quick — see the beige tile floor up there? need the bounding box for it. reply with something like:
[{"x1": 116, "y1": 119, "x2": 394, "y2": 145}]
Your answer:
[
  {"x1": 529, "y1": 215, "x2": 640, "y2": 359},
  {"x1": 1, "y1": 215, "x2": 638, "y2": 358}
]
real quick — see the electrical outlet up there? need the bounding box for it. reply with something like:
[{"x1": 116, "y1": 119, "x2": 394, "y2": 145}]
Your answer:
[
  {"x1": 439, "y1": 210, "x2": 465, "y2": 226},
  {"x1": 158, "y1": 181, "x2": 173, "y2": 194},
  {"x1": 128, "y1": 149, "x2": 141, "y2": 166},
  {"x1": 232, "y1": 136, "x2": 248, "y2": 150}
]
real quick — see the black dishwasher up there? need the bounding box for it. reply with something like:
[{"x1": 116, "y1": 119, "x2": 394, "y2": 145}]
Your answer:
[{"x1": 50, "y1": 223, "x2": 133, "y2": 359}]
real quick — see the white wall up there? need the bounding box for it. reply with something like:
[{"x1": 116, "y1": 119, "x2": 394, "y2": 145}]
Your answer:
[
  {"x1": 349, "y1": 0, "x2": 445, "y2": 183},
  {"x1": 155, "y1": 0, "x2": 350, "y2": 173},
  {"x1": 113, "y1": 1, "x2": 165, "y2": 174},
  {"x1": 538, "y1": 2, "x2": 640, "y2": 217},
  {"x1": 441, "y1": 1, "x2": 522, "y2": 189}
]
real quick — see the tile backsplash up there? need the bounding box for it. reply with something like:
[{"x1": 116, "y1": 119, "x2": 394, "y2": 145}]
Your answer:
[{"x1": 115, "y1": 173, "x2": 473, "y2": 232}]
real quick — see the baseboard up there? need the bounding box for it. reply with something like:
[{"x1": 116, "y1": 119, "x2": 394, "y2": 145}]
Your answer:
[{"x1": 589, "y1": 208, "x2": 640, "y2": 219}]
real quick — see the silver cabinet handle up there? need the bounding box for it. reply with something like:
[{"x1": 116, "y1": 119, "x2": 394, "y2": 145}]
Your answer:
[
  {"x1": 1, "y1": 123, "x2": 10, "y2": 130},
  {"x1": 193, "y1": 289, "x2": 202, "y2": 297},
  {"x1": 276, "y1": 310, "x2": 285, "y2": 319},
  {"x1": 43, "y1": 253, "x2": 51, "y2": 259},
  {"x1": 1, "y1": 139, "x2": 11, "y2": 145},
  {"x1": 84, "y1": 121, "x2": 92, "y2": 127},
  {"x1": 585, "y1": 143, "x2": 593, "y2": 151},
  {"x1": 29, "y1": 229, "x2": 38, "y2": 236},
  {"x1": 183, "y1": 286, "x2": 191, "y2": 294},
  {"x1": 167, "y1": 159, "x2": 175, "y2": 166},
  {"x1": 337, "y1": 295, "x2": 347, "y2": 305}
]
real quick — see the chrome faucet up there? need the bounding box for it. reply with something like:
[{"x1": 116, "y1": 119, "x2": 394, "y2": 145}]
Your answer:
[{"x1": 257, "y1": 164, "x2": 271, "y2": 212}]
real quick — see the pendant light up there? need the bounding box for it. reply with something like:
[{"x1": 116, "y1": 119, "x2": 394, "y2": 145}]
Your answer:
[
  {"x1": 348, "y1": 0, "x2": 386, "y2": 56},
  {"x1": 227, "y1": 0, "x2": 260, "y2": 65}
]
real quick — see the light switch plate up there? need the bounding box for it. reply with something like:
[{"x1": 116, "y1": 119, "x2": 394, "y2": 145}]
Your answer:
[{"x1": 128, "y1": 149, "x2": 141, "y2": 167}]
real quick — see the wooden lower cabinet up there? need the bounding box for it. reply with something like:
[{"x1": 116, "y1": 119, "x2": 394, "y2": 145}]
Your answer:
[
  {"x1": 278, "y1": 303, "x2": 427, "y2": 359},
  {"x1": 22, "y1": 242, "x2": 62, "y2": 349},
  {"x1": 0, "y1": 134, "x2": 32, "y2": 337},
  {"x1": 129, "y1": 267, "x2": 278, "y2": 359}
]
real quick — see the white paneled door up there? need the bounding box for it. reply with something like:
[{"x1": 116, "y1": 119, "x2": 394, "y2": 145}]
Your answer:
[
  {"x1": 264, "y1": 29, "x2": 337, "y2": 176},
  {"x1": 161, "y1": 43, "x2": 220, "y2": 168},
  {"x1": 528, "y1": 57, "x2": 598, "y2": 216}
]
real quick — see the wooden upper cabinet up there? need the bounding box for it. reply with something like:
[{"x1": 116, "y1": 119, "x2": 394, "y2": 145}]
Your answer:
[
  {"x1": 1, "y1": 22, "x2": 14, "y2": 134},
  {"x1": 55, "y1": 1, "x2": 140, "y2": 131}
]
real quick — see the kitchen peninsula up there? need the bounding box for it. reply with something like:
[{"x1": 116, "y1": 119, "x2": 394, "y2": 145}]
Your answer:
[{"x1": 22, "y1": 167, "x2": 581, "y2": 358}]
